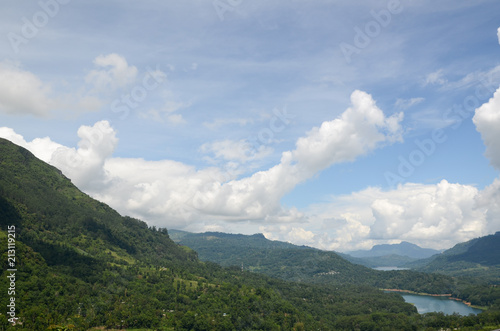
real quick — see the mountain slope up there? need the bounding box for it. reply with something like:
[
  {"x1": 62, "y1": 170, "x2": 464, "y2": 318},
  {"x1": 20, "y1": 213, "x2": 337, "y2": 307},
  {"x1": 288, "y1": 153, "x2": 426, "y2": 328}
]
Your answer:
[
  {"x1": 170, "y1": 230, "x2": 463, "y2": 294},
  {"x1": 413, "y1": 232, "x2": 500, "y2": 282}
]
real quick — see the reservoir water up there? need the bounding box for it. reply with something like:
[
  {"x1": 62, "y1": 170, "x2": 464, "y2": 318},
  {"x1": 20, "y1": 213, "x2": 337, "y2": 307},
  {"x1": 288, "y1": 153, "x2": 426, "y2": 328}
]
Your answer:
[
  {"x1": 373, "y1": 266, "x2": 409, "y2": 271},
  {"x1": 400, "y1": 294, "x2": 482, "y2": 316}
]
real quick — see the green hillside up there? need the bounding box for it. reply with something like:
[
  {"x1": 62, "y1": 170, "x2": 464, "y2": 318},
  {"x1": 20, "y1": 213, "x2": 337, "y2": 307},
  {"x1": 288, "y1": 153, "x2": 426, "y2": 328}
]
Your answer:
[
  {"x1": 412, "y1": 232, "x2": 500, "y2": 283},
  {"x1": 1, "y1": 138, "x2": 500, "y2": 330},
  {"x1": 171, "y1": 230, "x2": 500, "y2": 305}
]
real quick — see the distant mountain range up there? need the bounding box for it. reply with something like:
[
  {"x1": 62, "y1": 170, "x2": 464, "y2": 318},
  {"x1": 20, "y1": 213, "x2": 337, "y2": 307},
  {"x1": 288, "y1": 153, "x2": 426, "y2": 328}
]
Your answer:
[
  {"x1": 346, "y1": 241, "x2": 442, "y2": 259},
  {"x1": 339, "y1": 241, "x2": 443, "y2": 268},
  {"x1": 170, "y1": 229, "x2": 470, "y2": 295},
  {"x1": 171, "y1": 229, "x2": 500, "y2": 285}
]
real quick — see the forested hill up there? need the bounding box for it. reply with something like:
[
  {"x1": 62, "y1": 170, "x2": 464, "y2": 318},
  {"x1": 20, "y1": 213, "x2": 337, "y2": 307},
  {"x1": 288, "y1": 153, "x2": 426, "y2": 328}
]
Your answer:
[
  {"x1": 170, "y1": 230, "x2": 458, "y2": 292},
  {"x1": 171, "y1": 229, "x2": 370, "y2": 283},
  {"x1": 411, "y1": 232, "x2": 500, "y2": 282},
  {"x1": 1, "y1": 138, "x2": 500, "y2": 330},
  {"x1": 0, "y1": 138, "x2": 197, "y2": 267}
]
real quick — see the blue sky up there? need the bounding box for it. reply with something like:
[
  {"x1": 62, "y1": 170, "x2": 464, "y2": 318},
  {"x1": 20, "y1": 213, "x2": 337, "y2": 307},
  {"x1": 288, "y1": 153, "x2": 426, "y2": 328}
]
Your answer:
[{"x1": 1, "y1": 0, "x2": 500, "y2": 251}]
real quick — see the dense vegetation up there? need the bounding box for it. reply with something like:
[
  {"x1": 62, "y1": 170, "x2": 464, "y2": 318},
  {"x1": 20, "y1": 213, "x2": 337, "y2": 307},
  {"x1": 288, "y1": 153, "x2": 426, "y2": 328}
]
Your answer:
[
  {"x1": 0, "y1": 138, "x2": 499, "y2": 330},
  {"x1": 408, "y1": 232, "x2": 500, "y2": 284},
  {"x1": 172, "y1": 231, "x2": 500, "y2": 305}
]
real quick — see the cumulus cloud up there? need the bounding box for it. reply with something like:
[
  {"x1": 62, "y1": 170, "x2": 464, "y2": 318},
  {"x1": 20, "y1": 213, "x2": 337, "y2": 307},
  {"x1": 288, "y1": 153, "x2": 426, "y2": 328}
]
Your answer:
[
  {"x1": 470, "y1": 82, "x2": 500, "y2": 238},
  {"x1": 0, "y1": 62, "x2": 57, "y2": 116},
  {"x1": 0, "y1": 127, "x2": 64, "y2": 161},
  {"x1": 304, "y1": 180, "x2": 487, "y2": 251},
  {"x1": 0, "y1": 121, "x2": 117, "y2": 191},
  {"x1": 260, "y1": 225, "x2": 317, "y2": 246},
  {"x1": 369, "y1": 181, "x2": 482, "y2": 244},
  {"x1": 475, "y1": 178, "x2": 500, "y2": 234},
  {"x1": 293, "y1": 90, "x2": 403, "y2": 177},
  {"x1": 498, "y1": 27, "x2": 500, "y2": 45},
  {"x1": 50, "y1": 121, "x2": 118, "y2": 191},
  {"x1": 473, "y1": 86, "x2": 500, "y2": 169},
  {"x1": 85, "y1": 53, "x2": 138, "y2": 91}
]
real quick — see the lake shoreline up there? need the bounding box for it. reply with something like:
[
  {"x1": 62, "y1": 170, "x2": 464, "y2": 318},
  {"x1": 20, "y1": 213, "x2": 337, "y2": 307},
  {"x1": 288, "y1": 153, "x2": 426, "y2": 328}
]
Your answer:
[{"x1": 382, "y1": 289, "x2": 484, "y2": 310}]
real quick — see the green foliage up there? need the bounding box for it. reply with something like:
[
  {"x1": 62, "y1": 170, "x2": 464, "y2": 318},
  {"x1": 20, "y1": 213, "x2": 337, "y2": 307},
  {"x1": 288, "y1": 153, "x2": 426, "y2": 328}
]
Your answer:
[
  {"x1": 411, "y1": 232, "x2": 500, "y2": 284},
  {"x1": 173, "y1": 230, "x2": 500, "y2": 317},
  {"x1": 172, "y1": 231, "x2": 456, "y2": 293}
]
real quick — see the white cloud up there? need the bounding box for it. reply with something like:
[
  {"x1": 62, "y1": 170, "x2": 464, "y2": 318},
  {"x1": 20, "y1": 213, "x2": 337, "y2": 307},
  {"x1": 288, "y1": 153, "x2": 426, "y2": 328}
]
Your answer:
[
  {"x1": 50, "y1": 121, "x2": 118, "y2": 191},
  {"x1": 497, "y1": 27, "x2": 500, "y2": 45},
  {"x1": 424, "y1": 69, "x2": 447, "y2": 86},
  {"x1": 395, "y1": 97, "x2": 425, "y2": 110},
  {"x1": 473, "y1": 86, "x2": 500, "y2": 169},
  {"x1": 293, "y1": 90, "x2": 403, "y2": 177},
  {"x1": 0, "y1": 62, "x2": 57, "y2": 116},
  {"x1": 305, "y1": 180, "x2": 487, "y2": 251},
  {"x1": 260, "y1": 225, "x2": 317, "y2": 246},
  {"x1": 85, "y1": 53, "x2": 138, "y2": 91},
  {"x1": 0, "y1": 127, "x2": 64, "y2": 161},
  {"x1": 286, "y1": 227, "x2": 316, "y2": 245},
  {"x1": 475, "y1": 178, "x2": 500, "y2": 234},
  {"x1": 369, "y1": 181, "x2": 482, "y2": 245},
  {"x1": 0, "y1": 121, "x2": 118, "y2": 191}
]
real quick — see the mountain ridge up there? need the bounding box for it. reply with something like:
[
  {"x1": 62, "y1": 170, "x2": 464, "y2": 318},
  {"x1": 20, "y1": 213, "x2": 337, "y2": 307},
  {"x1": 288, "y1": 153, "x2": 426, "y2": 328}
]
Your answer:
[
  {"x1": 346, "y1": 241, "x2": 442, "y2": 259},
  {"x1": 409, "y1": 231, "x2": 500, "y2": 282}
]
